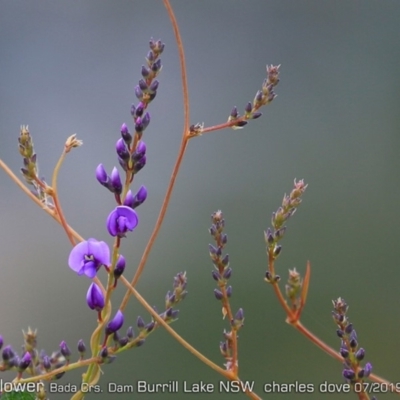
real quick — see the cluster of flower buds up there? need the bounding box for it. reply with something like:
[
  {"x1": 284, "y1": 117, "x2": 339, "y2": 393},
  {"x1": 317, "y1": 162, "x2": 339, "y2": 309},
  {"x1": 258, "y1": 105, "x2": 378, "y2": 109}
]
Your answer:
[
  {"x1": 332, "y1": 298, "x2": 373, "y2": 385},
  {"x1": 18, "y1": 125, "x2": 37, "y2": 185},
  {"x1": 285, "y1": 267, "x2": 303, "y2": 306},
  {"x1": 116, "y1": 129, "x2": 147, "y2": 174},
  {"x1": 227, "y1": 64, "x2": 280, "y2": 129},
  {"x1": 0, "y1": 329, "x2": 81, "y2": 381},
  {"x1": 164, "y1": 272, "x2": 187, "y2": 321},
  {"x1": 209, "y1": 211, "x2": 231, "y2": 300},
  {"x1": 209, "y1": 211, "x2": 244, "y2": 371},
  {"x1": 96, "y1": 40, "x2": 164, "y2": 202},
  {"x1": 17, "y1": 125, "x2": 50, "y2": 206},
  {"x1": 264, "y1": 179, "x2": 308, "y2": 283}
]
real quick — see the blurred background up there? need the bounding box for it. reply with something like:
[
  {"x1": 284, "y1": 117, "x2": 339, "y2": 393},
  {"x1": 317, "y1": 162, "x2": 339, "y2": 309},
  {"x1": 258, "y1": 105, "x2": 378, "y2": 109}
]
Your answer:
[{"x1": 1, "y1": 1, "x2": 400, "y2": 399}]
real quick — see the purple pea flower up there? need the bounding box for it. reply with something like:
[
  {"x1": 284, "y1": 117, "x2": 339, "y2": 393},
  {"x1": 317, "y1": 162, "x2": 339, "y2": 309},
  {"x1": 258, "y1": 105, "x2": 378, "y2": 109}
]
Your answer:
[
  {"x1": 86, "y1": 283, "x2": 105, "y2": 311},
  {"x1": 106, "y1": 206, "x2": 138, "y2": 237},
  {"x1": 68, "y1": 239, "x2": 110, "y2": 278},
  {"x1": 105, "y1": 310, "x2": 124, "y2": 335}
]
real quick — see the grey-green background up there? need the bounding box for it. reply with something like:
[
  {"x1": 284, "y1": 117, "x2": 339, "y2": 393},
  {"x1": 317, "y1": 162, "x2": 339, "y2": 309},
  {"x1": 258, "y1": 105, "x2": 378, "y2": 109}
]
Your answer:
[{"x1": 1, "y1": 1, "x2": 400, "y2": 399}]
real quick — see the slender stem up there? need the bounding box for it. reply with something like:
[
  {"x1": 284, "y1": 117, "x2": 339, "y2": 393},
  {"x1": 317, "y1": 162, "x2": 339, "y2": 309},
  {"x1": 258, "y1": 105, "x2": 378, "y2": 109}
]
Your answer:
[
  {"x1": 120, "y1": 276, "x2": 227, "y2": 376},
  {"x1": 119, "y1": 276, "x2": 262, "y2": 399},
  {"x1": 198, "y1": 118, "x2": 249, "y2": 136},
  {"x1": 51, "y1": 151, "x2": 76, "y2": 246}
]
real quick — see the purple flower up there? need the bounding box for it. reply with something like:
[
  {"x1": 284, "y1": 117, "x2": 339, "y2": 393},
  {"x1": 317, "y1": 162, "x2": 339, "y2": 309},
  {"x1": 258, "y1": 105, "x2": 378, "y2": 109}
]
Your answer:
[
  {"x1": 86, "y1": 283, "x2": 105, "y2": 311},
  {"x1": 68, "y1": 239, "x2": 110, "y2": 278},
  {"x1": 105, "y1": 310, "x2": 124, "y2": 335},
  {"x1": 106, "y1": 206, "x2": 139, "y2": 237}
]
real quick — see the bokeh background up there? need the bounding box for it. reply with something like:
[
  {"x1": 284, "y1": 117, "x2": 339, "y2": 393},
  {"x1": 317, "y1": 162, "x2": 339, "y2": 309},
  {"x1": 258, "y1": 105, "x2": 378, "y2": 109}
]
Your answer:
[{"x1": 1, "y1": 1, "x2": 400, "y2": 399}]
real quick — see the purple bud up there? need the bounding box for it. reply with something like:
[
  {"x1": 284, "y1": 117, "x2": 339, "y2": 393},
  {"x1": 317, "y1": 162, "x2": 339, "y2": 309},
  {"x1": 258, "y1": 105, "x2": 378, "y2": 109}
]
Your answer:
[
  {"x1": 146, "y1": 50, "x2": 155, "y2": 62},
  {"x1": 230, "y1": 106, "x2": 238, "y2": 118},
  {"x1": 77, "y1": 339, "x2": 86, "y2": 355},
  {"x1": 349, "y1": 338, "x2": 357, "y2": 348},
  {"x1": 363, "y1": 362, "x2": 372, "y2": 377},
  {"x1": 118, "y1": 157, "x2": 128, "y2": 172},
  {"x1": 126, "y1": 327, "x2": 134, "y2": 339},
  {"x1": 340, "y1": 348, "x2": 349, "y2": 358},
  {"x1": 221, "y1": 254, "x2": 229, "y2": 267},
  {"x1": 342, "y1": 369, "x2": 355, "y2": 381},
  {"x1": 138, "y1": 79, "x2": 148, "y2": 91},
  {"x1": 133, "y1": 155, "x2": 146, "y2": 174},
  {"x1": 245, "y1": 102, "x2": 252, "y2": 113},
  {"x1": 265, "y1": 271, "x2": 272, "y2": 281},
  {"x1": 133, "y1": 140, "x2": 146, "y2": 161},
  {"x1": 114, "y1": 255, "x2": 126, "y2": 278},
  {"x1": 96, "y1": 164, "x2": 109, "y2": 186},
  {"x1": 99, "y1": 347, "x2": 108, "y2": 359},
  {"x1": 273, "y1": 245, "x2": 282, "y2": 257},
  {"x1": 110, "y1": 167, "x2": 122, "y2": 195},
  {"x1": 235, "y1": 120, "x2": 248, "y2": 128},
  {"x1": 0, "y1": 336, "x2": 3, "y2": 350},
  {"x1": 135, "y1": 117, "x2": 144, "y2": 133},
  {"x1": 222, "y1": 267, "x2": 232, "y2": 280},
  {"x1": 149, "y1": 80, "x2": 159, "y2": 93},
  {"x1": 120, "y1": 123, "x2": 129, "y2": 137},
  {"x1": 86, "y1": 283, "x2": 105, "y2": 311},
  {"x1": 18, "y1": 352, "x2": 31, "y2": 371},
  {"x1": 264, "y1": 228, "x2": 274, "y2": 244},
  {"x1": 344, "y1": 323, "x2": 353, "y2": 334},
  {"x1": 135, "y1": 102, "x2": 145, "y2": 117},
  {"x1": 226, "y1": 286, "x2": 232, "y2": 297},
  {"x1": 355, "y1": 348, "x2": 365, "y2": 361},
  {"x1": 221, "y1": 233, "x2": 228, "y2": 244},
  {"x1": 214, "y1": 289, "x2": 223, "y2": 300},
  {"x1": 145, "y1": 321, "x2": 155, "y2": 333},
  {"x1": 141, "y1": 65, "x2": 150, "y2": 78},
  {"x1": 232, "y1": 308, "x2": 244, "y2": 329},
  {"x1": 42, "y1": 355, "x2": 51, "y2": 371},
  {"x1": 153, "y1": 59, "x2": 162, "y2": 71},
  {"x1": 124, "y1": 190, "x2": 134, "y2": 207},
  {"x1": 251, "y1": 112, "x2": 262, "y2": 119},
  {"x1": 112, "y1": 331, "x2": 121, "y2": 344},
  {"x1": 141, "y1": 112, "x2": 151, "y2": 131},
  {"x1": 137, "y1": 316, "x2": 145, "y2": 330},
  {"x1": 116, "y1": 138, "x2": 130, "y2": 161},
  {"x1": 131, "y1": 185, "x2": 147, "y2": 209},
  {"x1": 60, "y1": 341, "x2": 71, "y2": 360},
  {"x1": 105, "y1": 310, "x2": 124, "y2": 335},
  {"x1": 134, "y1": 86, "x2": 143, "y2": 100},
  {"x1": 211, "y1": 270, "x2": 220, "y2": 281}
]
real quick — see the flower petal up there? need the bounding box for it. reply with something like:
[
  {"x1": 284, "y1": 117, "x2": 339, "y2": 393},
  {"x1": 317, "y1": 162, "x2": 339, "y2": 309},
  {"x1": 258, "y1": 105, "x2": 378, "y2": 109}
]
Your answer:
[{"x1": 68, "y1": 241, "x2": 89, "y2": 273}]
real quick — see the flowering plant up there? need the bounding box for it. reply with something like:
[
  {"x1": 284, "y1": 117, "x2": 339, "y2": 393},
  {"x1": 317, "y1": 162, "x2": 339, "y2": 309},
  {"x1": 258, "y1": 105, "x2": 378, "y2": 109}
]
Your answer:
[{"x1": 0, "y1": 2, "x2": 398, "y2": 400}]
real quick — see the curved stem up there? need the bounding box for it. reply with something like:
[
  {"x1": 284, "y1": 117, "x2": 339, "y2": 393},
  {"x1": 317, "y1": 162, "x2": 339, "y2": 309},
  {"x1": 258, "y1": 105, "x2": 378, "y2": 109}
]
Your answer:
[{"x1": 51, "y1": 151, "x2": 76, "y2": 247}]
